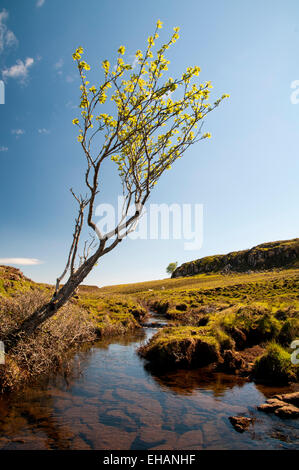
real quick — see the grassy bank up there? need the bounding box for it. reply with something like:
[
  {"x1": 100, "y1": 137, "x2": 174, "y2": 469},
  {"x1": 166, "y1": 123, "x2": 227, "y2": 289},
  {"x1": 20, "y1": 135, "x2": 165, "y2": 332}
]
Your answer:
[
  {"x1": 0, "y1": 267, "x2": 146, "y2": 392},
  {"x1": 0, "y1": 264, "x2": 298, "y2": 390},
  {"x1": 130, "y1": 269, "x2": 299, "y2": 383}
]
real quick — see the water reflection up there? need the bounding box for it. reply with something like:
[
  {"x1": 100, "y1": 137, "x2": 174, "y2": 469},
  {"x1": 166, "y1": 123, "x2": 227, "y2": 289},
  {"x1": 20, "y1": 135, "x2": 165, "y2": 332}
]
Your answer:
[
  {"x1": 144, "y1": 363, "x2": 248, "y2": 397},
  {"x1": 0, "y1": 327, "x2": 298, "y2": 450}
]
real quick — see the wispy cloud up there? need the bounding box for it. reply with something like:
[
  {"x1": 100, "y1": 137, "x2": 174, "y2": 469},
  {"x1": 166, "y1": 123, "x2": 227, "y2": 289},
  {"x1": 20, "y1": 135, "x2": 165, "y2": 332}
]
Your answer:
[
  {"x1": 0, "y1": 9, "x2": 18, "y2": 53},
  {"x1": 0, "y1": 258, "x2": 43, "y2": 266},
  {"x1": 0, "y1": 146, "x2": 8, "y2": 152},
  {"x1": 54, "y1": 58, "x2": 63, "y2": 70},
  {"x1": 36, "y1": 0, "x2": 45, "y2": 7},
  {"x1": 129, "y1": 54, "x2": 138, "y2": 70},
  {"x1": 12, "y1": 129, "x2": 25, "y2": 135},
  {"x1": 2, "y1": 57, "x2": 34, "y2": 83},
  {"x1": 54, "y1": 59, "x2": 76, "y2": 83},
  {"x1": 11, "y1": 129, "x2": 25, "y2": 139},
  {"x1": 66, "y1": 100, "x2": 77, "y2": 110},
  {"x1": 66, "y1": 74, "x2": 75, "y2": 83},
  {"x1": 54, "y1": 58, "x2": 64, "y2": 76},
  {"x1": 38, "y1": 128, "x2": 50, "y2": 135}
]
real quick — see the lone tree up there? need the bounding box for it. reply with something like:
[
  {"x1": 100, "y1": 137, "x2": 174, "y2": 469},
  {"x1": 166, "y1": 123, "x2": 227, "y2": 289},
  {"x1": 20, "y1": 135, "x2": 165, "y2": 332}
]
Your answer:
[
  {"x1": 166, "y1": 262, "x2": 178, "y2": 276},
  {"x1": 5, "y1": 21, "x2": 229, "y2": 348}
]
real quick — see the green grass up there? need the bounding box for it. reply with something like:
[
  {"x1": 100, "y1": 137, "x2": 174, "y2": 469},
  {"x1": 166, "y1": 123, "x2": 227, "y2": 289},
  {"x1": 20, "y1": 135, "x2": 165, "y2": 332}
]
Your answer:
[
  {"x1": 138, "y1": 325, "x2": 222, "y2": 368},
  {"x1": 1, "y1": 264, "x2": 298, "y2": 380},
  {"x1": 77, "y1": 290, "x2": 147, "y2": 336},
  {"x1": 252, "y1": 342, "x2": 299, "y2": 384},
  {"x1": 0, "y1": 266, "x2": 146, "y2": 338},
  {"x1": 128, "y1": 268, "x2": 298, "y2": 377}
]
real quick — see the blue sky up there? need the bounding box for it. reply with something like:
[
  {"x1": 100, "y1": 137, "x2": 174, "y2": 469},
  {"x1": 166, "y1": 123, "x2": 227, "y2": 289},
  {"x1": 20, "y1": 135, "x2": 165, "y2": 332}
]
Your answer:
[{"x1": 0, "y1": 0, "x2": 298, "y2": 286}]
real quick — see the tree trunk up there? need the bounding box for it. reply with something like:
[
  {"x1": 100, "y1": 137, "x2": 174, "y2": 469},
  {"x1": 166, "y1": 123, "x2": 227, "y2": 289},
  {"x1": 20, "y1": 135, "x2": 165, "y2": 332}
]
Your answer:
[{"x1": 4, "y1": 244, "x2": 104, "y2": 352}]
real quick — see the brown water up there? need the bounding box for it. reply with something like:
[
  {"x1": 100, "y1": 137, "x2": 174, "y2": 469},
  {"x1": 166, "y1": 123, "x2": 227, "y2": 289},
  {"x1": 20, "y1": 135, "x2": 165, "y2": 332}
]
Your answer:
[{"x1": 0, "y1": 315, "x2": 298, "y2": 450}]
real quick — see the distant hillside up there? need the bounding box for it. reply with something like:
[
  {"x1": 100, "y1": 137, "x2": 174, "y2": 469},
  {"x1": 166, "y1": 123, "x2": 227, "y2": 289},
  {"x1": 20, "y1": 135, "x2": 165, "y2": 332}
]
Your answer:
[{"x1": 172, "y1": 238, "x2": 299, "y2": 278}]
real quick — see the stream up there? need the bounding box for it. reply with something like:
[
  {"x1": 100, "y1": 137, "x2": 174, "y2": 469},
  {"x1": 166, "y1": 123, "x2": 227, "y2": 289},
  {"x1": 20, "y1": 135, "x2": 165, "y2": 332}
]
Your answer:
[{"x1": 0, "y1": 311, "x2": 298, "y2": 450}]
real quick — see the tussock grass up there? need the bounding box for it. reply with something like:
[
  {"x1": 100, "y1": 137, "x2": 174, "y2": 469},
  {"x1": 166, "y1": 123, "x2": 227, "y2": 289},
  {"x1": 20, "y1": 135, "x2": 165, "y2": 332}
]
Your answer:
[
  {"x1": 134, "y1": 270, "x2": 298, "y2": 377},
  {"x1": 138, "y1": 325, "x2": 222, "y2": 368},
  {"x1": 252, "y1": 342, "x2": 299, "y2": 384},
  {"x1": 77, "y1": 290, "x2": 147, "y2": 337}
]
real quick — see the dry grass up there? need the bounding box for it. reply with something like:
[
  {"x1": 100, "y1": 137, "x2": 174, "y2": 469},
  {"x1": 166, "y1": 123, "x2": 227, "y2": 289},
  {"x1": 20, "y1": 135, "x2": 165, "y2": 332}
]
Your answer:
[{"x1": 0, "y1": 290, "x2": 97, "y2": 392}]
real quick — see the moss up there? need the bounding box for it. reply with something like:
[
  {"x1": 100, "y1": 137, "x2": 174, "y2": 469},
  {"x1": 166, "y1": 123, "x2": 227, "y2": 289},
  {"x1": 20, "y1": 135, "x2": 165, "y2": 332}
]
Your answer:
[
  {"x1": 216, "y1": 306, "x2": 281, "y2": 347},
  {"x1": 138, "y1": 325, "x2": 221, "y2": 369},
  {"x1": 252, "y1": 342, "x2": 298, "y2": 384},
  {"x1": 278, "y1": 318, "x2": 299, "y2": 346},
  {"x1": 77, "y1": 292, "x2": 146, "y2": 337},
  {"x1": 213, "y1": 327, "x2": 235, "y2": 351}
]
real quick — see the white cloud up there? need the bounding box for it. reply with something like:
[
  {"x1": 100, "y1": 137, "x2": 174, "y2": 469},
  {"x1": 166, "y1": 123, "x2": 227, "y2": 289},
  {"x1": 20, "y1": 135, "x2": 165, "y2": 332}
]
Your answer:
[
  {"x1": 66, "y1": 100, "x2": 77, "y2": 109},
  {"x1": 11, "y1": 129, "x2": 25, "y2": 139},
  {"x1": 38, "y1": 128, "x2": 50, "y2": 134},
  {"x1": 130, "y1": 54, "x2": 138, "y2": 70},
  {"x1": 0, "y1": 146, "x2": 8, "y2": 152},
  {"x1": 5, "y1": 29, "x2": 17, "y2": 48},
  {"x1": 0, "y1": 9, "x2": 18, "y2": 53},
  {"x1": 36, "y1": 0, "x2": 45, "y2": 7},
  {"x1": 54, "y1": 60, "x2": 76, "y2": 82},
  {"x1": 66, "y1": 75, "x2": 75, "y2": 83},
  {"x1": 2, "y1": 57, "x2": 34, "y2": 83},
  {"x1": 0, "y1": 258, "x2": 43, "y2": 266},
  {"x1": 54, "y1": 58, "x2": 63, "y2": 70},
  {"x1": 12, "y1": 128, "x2": 25, "y2": 135},
  {"x1": 54, "y1": 58, "x2": 64, "y2": 76}
]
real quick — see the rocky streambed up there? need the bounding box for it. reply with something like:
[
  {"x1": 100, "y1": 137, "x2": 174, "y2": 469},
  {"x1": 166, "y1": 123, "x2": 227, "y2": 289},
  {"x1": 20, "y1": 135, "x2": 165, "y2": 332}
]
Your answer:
[{"x1": 0, "y1": 311, "x2": 298, "y2": 450}]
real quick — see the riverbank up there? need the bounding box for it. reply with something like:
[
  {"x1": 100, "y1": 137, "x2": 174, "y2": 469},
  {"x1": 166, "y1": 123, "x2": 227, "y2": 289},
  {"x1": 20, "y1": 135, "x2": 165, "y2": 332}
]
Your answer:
[
  {"x1": 0, "y1": 265, "x2": 298, "y2": 449},
  {"x1": 137, "y1": 269, "x2": 299, "y2": 385},
  {"x1": 0, "y1": 322, "x2": 298, "y2": 450},
  {"x1": 0, "y1": 265, "x2": 298, "y2": 392},
  {"x1": 0, "y1": 266, "x2": 146, "y2": 392}
]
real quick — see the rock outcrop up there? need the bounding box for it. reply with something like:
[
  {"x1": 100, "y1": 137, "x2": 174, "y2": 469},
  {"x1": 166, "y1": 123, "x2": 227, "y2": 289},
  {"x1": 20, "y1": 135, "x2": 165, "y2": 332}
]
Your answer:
[
  {"x1": 0, "y1": 265, "x2": 32, "y2": 283},
  {"x1": 172, "y1": 238, "x2": 299, "y2": 278}
]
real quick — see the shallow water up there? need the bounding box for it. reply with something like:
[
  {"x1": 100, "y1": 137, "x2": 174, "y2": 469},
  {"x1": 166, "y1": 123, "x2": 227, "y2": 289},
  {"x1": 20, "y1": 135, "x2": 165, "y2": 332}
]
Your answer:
[{"x1": 0, "y1": 315, "x2": 298, "y2": 450}]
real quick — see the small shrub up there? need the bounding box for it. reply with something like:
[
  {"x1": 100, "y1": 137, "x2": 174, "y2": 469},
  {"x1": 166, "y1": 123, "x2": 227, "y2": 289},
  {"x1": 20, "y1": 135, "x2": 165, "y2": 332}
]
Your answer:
[{"x1": 0, "y1": 290, "x2": 97, "y2": 392}]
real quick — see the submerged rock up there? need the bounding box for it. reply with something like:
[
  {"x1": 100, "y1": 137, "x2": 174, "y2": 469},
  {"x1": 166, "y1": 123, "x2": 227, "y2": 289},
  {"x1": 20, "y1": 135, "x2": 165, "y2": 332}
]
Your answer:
[
  {"x1": 258, "y1": 394, "x2": 299, "y2": 419},
  {"x1": 258, "y1": 398, "x2": 289, "y2": 412},
  {"x1": 274, "y1": 404, "x2": 299, "y2": 418},
  {"x1": 229, "y1": 416, "x2": 254, "y2": 433},
  {"x1": 273, "y1": 391, "x2": 299, "y2": 407}
]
